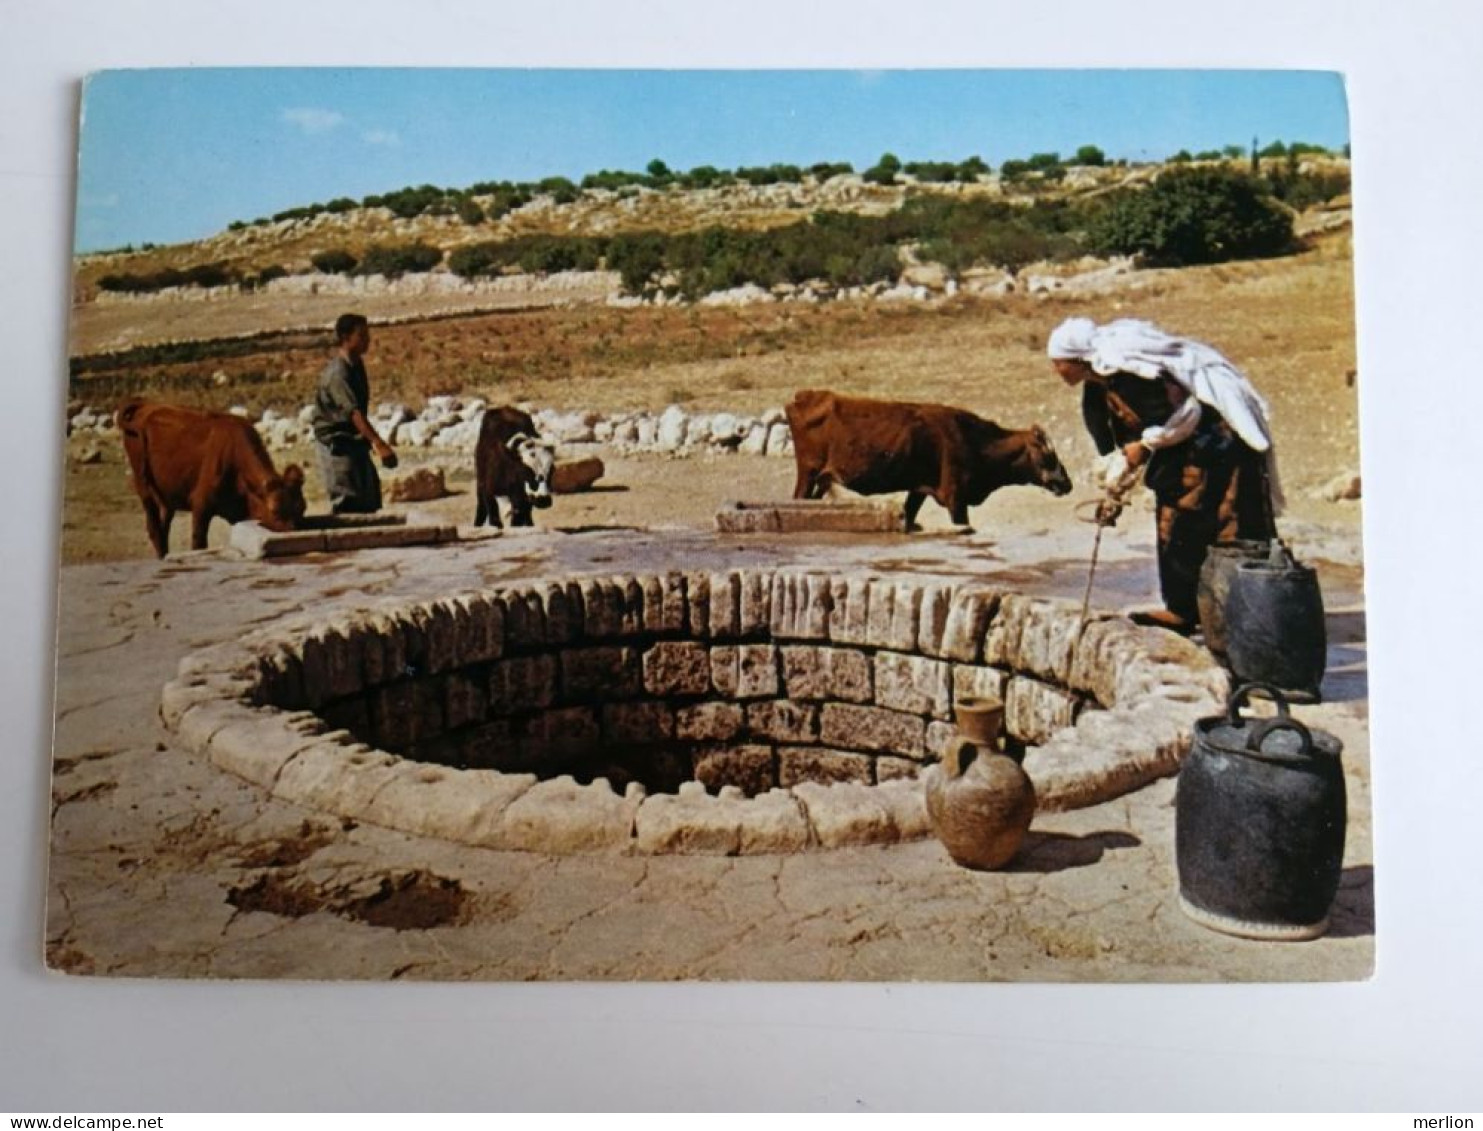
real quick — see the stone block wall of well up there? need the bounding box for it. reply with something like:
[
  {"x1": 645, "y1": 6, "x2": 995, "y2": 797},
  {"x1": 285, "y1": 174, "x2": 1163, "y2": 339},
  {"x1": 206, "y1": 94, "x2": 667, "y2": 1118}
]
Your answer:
[{"x1": 161, "y1": 569, "x2": 1230, "y2": 855}]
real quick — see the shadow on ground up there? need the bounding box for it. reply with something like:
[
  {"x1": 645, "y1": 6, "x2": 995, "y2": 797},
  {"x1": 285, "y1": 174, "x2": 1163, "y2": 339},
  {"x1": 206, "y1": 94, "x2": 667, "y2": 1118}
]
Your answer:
[
  {"x1": 1327, "y1": 864, "x2": 1375, "y2": 939},
  {"x1": 1007, "y1": 830, "x2": 1142, "y2": 874}
]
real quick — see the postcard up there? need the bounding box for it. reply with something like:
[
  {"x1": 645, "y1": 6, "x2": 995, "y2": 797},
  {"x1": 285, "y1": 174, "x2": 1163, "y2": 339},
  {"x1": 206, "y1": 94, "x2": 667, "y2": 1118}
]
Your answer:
[{"x1": 50, "y1": 68, "x2": 1369, "y2": 981}]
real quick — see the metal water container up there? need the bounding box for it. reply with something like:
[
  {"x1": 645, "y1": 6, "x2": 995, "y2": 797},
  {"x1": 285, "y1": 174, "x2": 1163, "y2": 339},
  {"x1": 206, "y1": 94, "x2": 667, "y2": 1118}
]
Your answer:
[
  {"x1": 1196, "y1": 538, "x2": 1271, "y2": 655},
  {"x1": 1176, "y1": 684, "x2": 1346, "y2": 941},
  {"x1": 1224, "y1": 541, "x2": 1327, "y2": 702}
]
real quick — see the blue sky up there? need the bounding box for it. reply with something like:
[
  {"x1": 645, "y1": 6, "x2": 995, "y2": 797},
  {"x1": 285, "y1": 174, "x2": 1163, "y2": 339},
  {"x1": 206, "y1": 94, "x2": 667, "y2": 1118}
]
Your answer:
[{"x1": 74, "y1": 69, "x2": 1349, "y2": 252}]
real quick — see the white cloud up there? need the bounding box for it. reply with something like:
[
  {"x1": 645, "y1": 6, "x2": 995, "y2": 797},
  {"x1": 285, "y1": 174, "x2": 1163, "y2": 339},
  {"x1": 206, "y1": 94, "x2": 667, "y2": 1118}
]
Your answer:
[
  {"x1": 361, "y1": 129, "x2": 401, "y2": 147},
  {"x1": 282, "y1": 107, "x2": 345, "y2": 135}
]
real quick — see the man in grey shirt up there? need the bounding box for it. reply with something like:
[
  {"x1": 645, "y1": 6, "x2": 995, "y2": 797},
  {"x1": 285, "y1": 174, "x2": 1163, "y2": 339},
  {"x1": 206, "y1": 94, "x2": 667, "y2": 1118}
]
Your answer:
[{"x1": 312, "y1": 313, "x2": 397, "y2": 513}]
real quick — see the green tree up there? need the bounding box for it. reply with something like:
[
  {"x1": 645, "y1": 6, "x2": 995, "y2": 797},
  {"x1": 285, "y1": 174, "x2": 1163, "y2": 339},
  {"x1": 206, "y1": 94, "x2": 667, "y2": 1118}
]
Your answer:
[
  {"x1": 311, "y1": 249, "x2": 358, "y2": 274},
  {"x1": 1089, "y1": 166, "x2": 1294, "y2": 266},
  {"x1": 1075, "y1": 145, "x2": 1106, "y2": 166}
]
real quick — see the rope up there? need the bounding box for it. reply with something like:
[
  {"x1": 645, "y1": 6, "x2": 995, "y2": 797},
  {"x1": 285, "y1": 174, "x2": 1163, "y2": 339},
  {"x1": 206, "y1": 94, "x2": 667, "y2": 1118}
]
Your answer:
[
  {"x1": 1073, "y1": 463, "x2": 1143, "y2": 630},
  {"x1": 1079, "y1": 519, "x2": 1105, "y2": 629}
]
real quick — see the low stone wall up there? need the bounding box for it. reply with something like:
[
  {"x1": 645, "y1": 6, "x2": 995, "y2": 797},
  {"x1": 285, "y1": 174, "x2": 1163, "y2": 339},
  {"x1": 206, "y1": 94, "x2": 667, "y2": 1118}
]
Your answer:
[{"x1": 161, "y1": 570, "x2": 1229, "y2": 855}]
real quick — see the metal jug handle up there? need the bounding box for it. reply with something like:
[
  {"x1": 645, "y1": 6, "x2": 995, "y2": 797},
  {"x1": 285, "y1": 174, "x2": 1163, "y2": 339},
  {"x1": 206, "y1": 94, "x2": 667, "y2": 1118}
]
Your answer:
[{"x1": 1227, "y1": 682, "x2": 1291, "y2": 727}]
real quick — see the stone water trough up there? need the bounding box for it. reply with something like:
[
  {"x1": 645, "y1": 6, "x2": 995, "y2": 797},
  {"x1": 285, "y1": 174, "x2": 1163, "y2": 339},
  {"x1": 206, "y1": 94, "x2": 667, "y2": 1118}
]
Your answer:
[
  {"x1": 715, "y1": 499, "x2": 906, "y2": 535},
  {"x1": 161, "y1": 570, "x2": 1229, "y2": 855},
  {"x1": 230, "y1": 513, "x2": 460, "y2": 559}
]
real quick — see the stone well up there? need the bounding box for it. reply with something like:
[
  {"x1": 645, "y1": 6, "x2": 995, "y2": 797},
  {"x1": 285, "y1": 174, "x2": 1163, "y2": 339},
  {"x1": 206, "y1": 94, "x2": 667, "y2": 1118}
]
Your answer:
[{"x1": 160, "y1": 570, "x2": 1229, "y2": 855}]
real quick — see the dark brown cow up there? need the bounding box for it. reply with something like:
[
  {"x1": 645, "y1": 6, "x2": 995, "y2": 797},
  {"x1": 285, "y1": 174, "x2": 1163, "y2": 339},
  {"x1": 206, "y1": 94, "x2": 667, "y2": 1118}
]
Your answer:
[
  {"x1": 117, "y1": 399, "x2": 306, "y2": 557},
  {"x1": 473, "y1": 406, "x2": 556, "y2": 528},
  {"x1": 785, "y1": 389, "x2": 1073, "y2": 529}
]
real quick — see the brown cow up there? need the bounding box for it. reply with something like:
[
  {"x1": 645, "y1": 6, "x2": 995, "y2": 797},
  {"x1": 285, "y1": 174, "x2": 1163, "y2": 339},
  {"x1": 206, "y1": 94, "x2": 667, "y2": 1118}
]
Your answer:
[
  {"x1": 785, "y1": 389, "x2": 1073, "y2": 529},
  {"x1": 117, "y1": 399, "x2": 306, "y2": 557},
  {"x1": 473, "y1": 406, "x2": 556, "y2": 528}
]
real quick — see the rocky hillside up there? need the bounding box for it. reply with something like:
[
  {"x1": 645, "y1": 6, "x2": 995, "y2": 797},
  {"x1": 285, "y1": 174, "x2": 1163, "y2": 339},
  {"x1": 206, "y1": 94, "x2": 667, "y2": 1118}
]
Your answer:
[{"x1": 75, "y1": 157, "x2": 1350, "y2": 299}]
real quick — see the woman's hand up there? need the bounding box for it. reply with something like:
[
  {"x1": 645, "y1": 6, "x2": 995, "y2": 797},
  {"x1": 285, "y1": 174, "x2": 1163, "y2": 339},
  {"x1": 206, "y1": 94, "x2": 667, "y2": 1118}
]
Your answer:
[{"x1": 1122, "y1": 440, "x2": 1149, "y2": 469}]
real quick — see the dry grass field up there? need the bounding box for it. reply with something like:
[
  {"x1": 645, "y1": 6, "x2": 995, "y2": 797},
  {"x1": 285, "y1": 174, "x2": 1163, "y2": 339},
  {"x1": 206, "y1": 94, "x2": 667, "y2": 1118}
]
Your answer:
[{"x1": 62, "y1": 229, "x2": 1360, "y2": 564}]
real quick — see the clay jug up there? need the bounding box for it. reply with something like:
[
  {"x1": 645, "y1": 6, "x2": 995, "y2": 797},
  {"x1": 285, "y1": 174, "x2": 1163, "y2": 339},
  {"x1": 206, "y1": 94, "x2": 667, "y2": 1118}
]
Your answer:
[
  {"x1": 925, "y1": 699, "x2": 1035, "y2": 870},
  {"x1": 953, "y1": 695, "x2": 1006, "y2": 747}
]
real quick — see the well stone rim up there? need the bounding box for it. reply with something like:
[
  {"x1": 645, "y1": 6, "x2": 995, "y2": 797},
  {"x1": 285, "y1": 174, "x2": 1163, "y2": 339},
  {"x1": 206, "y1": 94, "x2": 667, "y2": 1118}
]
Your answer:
[{"x1": 160, "y1": 568, "x2": 1229, "y2": 855}]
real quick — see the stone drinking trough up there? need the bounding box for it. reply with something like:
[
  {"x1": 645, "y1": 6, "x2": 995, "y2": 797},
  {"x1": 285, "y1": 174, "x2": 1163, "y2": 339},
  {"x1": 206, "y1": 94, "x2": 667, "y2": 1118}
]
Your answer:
[
  {"x1": 160, "y1": 569, "x2": 1229, "y2": 855},
  {"x1": 230, "y1": 514, "x2": 460, "y2": 560}
]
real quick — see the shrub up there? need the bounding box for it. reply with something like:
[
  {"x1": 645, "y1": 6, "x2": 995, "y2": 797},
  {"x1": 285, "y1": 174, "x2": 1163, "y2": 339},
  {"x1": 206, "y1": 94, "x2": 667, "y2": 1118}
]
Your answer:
[
  {"x1": 903, "y1": 161, "x2": 960, "y2": 183},
  {"x1": 375, "y1": 184, "x2": 449, "y2": 219},
  {"x1": 515, "y1": 235, "x2": 602, "y2": 274},
  {"x1": 852, "y1": 245, "x2": 900, "y2": 284},
  {"x1": 354, "y1": 241, "x2": 443, "y2": 278},
  {"x1": 456, "y1": 197, "x2": 486, "y2": 225},
  {"x1": 736, "y1": 164, "x2": 802, "y2": 186},
  {"x1": 1262, "y1": 167, "x2": 1351, "y2": 211},
  {"x1": 271, "y1": 204, "x2": 320, "y2": 224},
  {"x1": 1088, "y1": 166, "x2": 1295, "y2": 266},
  {"x1": 1075, "y1": 145, "x2": 1106, "y2": 167},
  {"x1": 581, "y1": 169, "x2": 648, "y2": 191},
  {"x1": 325, "y1": 197, "x2": 357, "y2": 214},
  {"x1": 808, "y1": 161, "x2": 854, "y2": 180},
  {"x1": 862, "y1": 164, "x2": 898, "y2": 186},
  {"x1": 607, "y1": 231, "x2": 666, "y2": 293},
  {"x1": 311, "y1": 249, "x2": 358, "y2": 275},
  {"x1": 96, "y1": 261, "x2": 235, "y2": 293},
  {"x1": 239, "y1": 264, "x2": 288, "y2": 291},
  {"x1": 679, "y1": 165, "x2": 729, "y2": 189},
  {"x1": 955, "y1": 156, "x2": 990, "y2": 181},
  {"x1": 481, "y1": 188, "x2": 529, "y2": 220},
  {"x1": 447, "y1": 242, "x2": 508, "y2": 278}
]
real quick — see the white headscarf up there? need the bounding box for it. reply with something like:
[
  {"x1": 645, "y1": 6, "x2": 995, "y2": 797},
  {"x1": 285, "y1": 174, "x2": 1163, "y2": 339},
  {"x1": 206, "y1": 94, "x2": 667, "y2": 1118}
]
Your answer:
[{"x1": 1047, "y1": 316, "x2": 1097, "y2": 362}]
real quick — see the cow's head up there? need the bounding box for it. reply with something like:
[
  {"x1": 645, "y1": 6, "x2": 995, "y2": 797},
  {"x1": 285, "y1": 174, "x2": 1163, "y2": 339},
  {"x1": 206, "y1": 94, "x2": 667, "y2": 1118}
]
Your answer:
[
  {"x1": 254, "y1": 464, "x2": 307, "y2": 530},
  {"x1": 1024, "y1": 425, "x2": 1073, "y2": 496},
  {"x1": 509, "y1": 432, "x2": 556, "y2": 508}
]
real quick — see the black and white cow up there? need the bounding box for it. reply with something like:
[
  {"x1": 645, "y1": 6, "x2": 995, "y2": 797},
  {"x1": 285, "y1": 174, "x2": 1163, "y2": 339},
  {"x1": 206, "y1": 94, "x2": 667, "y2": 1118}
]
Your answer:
[{"x1": 473, "y1": 406, "x2": 556, "y2": 528}]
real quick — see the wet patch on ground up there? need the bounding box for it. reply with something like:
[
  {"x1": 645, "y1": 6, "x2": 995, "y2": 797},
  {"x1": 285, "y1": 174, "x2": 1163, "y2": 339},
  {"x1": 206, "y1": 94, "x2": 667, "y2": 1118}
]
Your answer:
[
  {"x1": 232, "y1": 819, "x2": 340, "y2": 869},
  {"x1": 227, "y1": 868, "x2": 468, "y2": 931}
]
